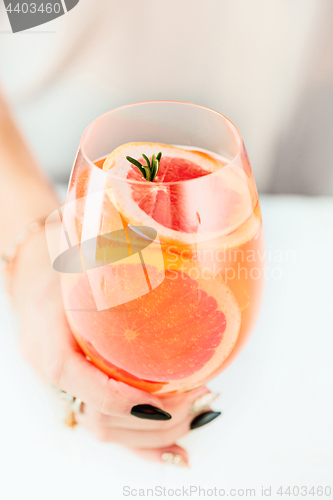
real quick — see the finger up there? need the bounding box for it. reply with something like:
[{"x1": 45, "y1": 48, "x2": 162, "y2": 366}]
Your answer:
[
  {"x1": 78, "y1": 404, "x2": 184, "y2": 431},
  {"x1": 81, "y1": 386, "x2": 212, "y2": 430},
  {"x1": 43, "y1": 312, "x2": 169, "y2": 418},
  {"x1": 78, "y1": 414, "x2": 194, "y2": 448},
  {"x1": 132, "y1": 444, "x2": 190, "y2": 467},
  {"x1": 49, "y1": 348, "x2": 169, "y2": 418}
]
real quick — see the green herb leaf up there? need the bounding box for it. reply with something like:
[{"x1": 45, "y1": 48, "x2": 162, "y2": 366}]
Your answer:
[
  {"x1": 150, "y1": 160, "x2": 156, "y2": 180},
  {"x1": 126, "y1": 156, "x2": 147, "y2": 179},
  {"x1": 142, "y1": 165, "x2": 151, "y2": 181},
  {"x1": 142, "y1": 154, "x2": 150, "y2": 169},
  {"x1": 154, "y1": 158, "x2": 160, "y2": 178},
  {"x1": 126, "y1": 152, "x2": 163, "y2": 182}
]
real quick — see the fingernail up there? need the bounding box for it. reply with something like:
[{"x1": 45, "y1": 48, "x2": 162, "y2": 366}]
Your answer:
[
  {"x1": 189, "y1": 392, "x2": 220, "y2": 415},
  {"x1": 131, "y1": 404, "x2": 172, "y2": 421},
  {"x1": 190, "y1": 411, "x2": 221, "y2": 430},
  {"x1": 161, "y1": 452, "x2": 190, "y2": 468}
]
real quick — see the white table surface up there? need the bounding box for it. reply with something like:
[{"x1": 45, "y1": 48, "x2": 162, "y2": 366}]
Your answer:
[{"x1": 1, "y1": 194, "x2": 333, "y2": 500}]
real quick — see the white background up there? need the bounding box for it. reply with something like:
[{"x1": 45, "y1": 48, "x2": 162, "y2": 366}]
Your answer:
[{"x1": 1, "y1": 195, "x2": 333, "y2": 500}]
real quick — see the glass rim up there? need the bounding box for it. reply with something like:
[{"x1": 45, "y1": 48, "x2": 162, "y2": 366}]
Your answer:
[{"x1": 79, "y1": 100, "x2": 243, "y2": 186}]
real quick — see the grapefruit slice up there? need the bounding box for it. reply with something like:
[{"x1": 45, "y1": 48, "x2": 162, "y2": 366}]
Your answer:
[
  {"x1": 67, "y1": 264, "x2": 241, "y2": 393},
  {"x1": 103, "y1": 142, "x2": 221, "y2": 177},
  {"x1": 102, "y1": 142, "x2": 254, "y2": 245},
  {"x1": 72, "y1": 333, "x2": 166, "y2": 393}
]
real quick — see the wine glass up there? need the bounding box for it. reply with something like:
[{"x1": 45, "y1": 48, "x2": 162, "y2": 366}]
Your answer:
[{"x1": 46, "y1": 101, "x2": 265, "y2": 395}]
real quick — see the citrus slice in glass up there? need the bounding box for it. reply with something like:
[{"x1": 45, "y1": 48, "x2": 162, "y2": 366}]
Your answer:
[
  {"x1": 67, "y1": 264, "x2": 241, "y2": 393},
  {"x1": 103, "y1": 142, "x2": 254, "y2": 245}
]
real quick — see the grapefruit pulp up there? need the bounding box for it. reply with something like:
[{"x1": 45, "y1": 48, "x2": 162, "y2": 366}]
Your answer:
[{"x1": 67, "y1": 264, "x2": 241, "y2": 391}]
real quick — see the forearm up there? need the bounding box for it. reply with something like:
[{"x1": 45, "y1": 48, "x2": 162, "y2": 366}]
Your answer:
[{"x1": 0, "y1": 89, "x2": 60, "y2": 253}]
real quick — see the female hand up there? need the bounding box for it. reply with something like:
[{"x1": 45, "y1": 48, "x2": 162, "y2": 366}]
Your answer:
[{"x1": 11, "y1": 230, "x2": 220, "y2": 466}]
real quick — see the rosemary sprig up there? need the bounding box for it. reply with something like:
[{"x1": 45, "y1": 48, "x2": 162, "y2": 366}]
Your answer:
[{"x1": 126, "y1": 152, "x2": 162, "y2": 182}]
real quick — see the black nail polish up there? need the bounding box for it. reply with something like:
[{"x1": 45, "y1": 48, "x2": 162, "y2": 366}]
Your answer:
[
  {"x1": 131, "y1": 404, "x2": 172, "y2": 421},
  {"x1": 190, "y1": 411, "x2": 221, "y2": 430}
]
